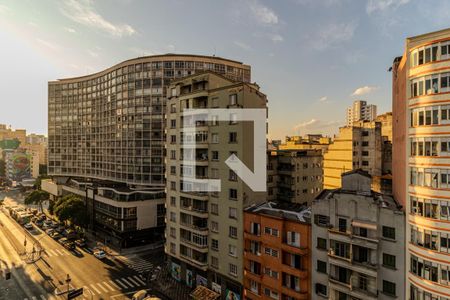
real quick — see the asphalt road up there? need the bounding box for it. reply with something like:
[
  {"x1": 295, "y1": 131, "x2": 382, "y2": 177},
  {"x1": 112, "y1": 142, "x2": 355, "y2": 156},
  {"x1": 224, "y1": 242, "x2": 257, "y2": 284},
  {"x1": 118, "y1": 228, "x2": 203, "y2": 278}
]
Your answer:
[{"x1": 0, "y1": 194, "x2": 155, "y2": 300}]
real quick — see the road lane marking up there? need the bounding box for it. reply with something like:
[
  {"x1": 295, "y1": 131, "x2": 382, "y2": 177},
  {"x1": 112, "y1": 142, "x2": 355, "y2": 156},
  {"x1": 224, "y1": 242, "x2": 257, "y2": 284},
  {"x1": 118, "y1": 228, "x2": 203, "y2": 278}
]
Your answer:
[
  {"x1": 90, "y1": 284, "x2": 101, "y2": 294},
  {"x1": 132, "y1": 275, "x2": 146, "y2": 285},
  {"x1": 109, "y1": 280, "x2": 120, "y2": 289},
  {"x1": 114, "y1": 279, "x2": 129, "y2": 289},
  {"x1": 97, "y1": 283, "x2": 109, "y2": 293},
  {"x1": 46, "y1": 250, "x2": 55, "y2": 256},
  {"x1": 126, "y1": 276, "x2": 140, "y2": 286},
  {"x1": 83, "y1": 287, "x2": 95, "y2": 296},
  {"x1": 102, "y1": 281, "x2": 116, "y2": 292},
  {"x1": 120, "y1": 277, "x2": 135, "y2": 288},
  {"x1": 56, "y1": 249, "x2": 66, "y2": 255}
]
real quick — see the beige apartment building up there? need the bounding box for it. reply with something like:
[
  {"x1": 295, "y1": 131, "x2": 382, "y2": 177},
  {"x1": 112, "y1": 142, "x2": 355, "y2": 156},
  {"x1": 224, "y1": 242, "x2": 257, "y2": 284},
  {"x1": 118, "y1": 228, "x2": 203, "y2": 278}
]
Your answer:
[
  {"x1": 267, "y1": 149, "x2": 323, "y2": 204},
  {"x1": 392, "y1": 28, "x2": 450, "y2": 300},
  {"x1": 164, "y1": 71, "x2": 267, "y2": 299},
  {"x1": 323, "y1": 120, "x2": 383, "y2": 189},
  {"x1": 0, "y1": 124, "x2": 26, "y2": 146},
  {"x1": 312, "y1": 170, "x2": 405, "y2": 300},
  {"x1": 278, "y1": 135, "x2": 331, "y2": 153}
]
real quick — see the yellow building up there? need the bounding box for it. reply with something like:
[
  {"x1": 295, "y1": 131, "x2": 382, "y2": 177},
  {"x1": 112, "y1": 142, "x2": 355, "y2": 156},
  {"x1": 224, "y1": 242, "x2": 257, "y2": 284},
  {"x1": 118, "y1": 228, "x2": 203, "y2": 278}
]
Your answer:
[
  {"x1": 0, "y1": 124, "x2": 26, "y2": 146},
  {"x1": 278, "y1": 134, "x2": 331, "y2": 152}
]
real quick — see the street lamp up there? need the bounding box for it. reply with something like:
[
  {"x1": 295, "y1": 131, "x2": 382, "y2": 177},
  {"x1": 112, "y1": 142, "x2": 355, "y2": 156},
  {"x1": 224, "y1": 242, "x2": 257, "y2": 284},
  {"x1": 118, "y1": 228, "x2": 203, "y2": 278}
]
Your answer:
[{"x1": 65, "y1": 274, "x2": 71, "y2": 300}]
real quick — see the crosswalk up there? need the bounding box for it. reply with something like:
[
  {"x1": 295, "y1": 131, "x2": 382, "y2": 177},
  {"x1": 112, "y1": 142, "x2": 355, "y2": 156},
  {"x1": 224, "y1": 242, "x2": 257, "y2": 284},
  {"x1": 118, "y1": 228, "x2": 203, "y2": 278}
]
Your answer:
[
  {"x1": 42, "y1": 248, "x2": 71, "y2": 257},
  {"x1": 115, "y1": 255, "x2": 154, "y2": 274},
  {"x1": 23, "y1": 275, "x2": 147, "y2": 300}
]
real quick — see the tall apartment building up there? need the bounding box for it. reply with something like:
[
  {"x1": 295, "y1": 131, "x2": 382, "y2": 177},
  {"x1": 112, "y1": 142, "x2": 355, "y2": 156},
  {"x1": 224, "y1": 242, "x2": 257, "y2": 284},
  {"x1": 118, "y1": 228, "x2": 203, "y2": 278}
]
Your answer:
[
  {"x1": 312, "y1": 170, "x2": 405, "y2": 300},
  {"x1": 243, "y1": 202, "x2": 311, "y2": 300},
  {"x1": 165, "y1": 71, "x2": 267, "y2": 299},
  {"x1": 323, "y1": 121, "x2": 383, "y2": 189},
  {"x1": 278, "y1": 135, "x2": 331, "y2": 153},
  {"x1": 267, "y1": 149, "x2": 323, "y2": 204},
  {"x1": 346, "y1": 100, "x2": 377, "y2": 126},
  {"x1": 45, "y1": 54, "x2": 251, "y2": 247},
  {"x1": 392, "y1": 28, "x2": 450, "y2": 300}
]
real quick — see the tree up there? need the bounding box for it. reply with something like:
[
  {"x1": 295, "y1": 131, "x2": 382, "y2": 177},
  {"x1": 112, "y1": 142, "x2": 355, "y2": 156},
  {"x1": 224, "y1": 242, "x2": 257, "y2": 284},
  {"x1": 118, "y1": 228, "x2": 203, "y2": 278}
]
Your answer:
[
  {"x1": 33, "y1": 174, "x2": 50, "y2": 190},
  {"x1": 54, "y1": 194, "x2": 88, "y2": 228},
  {"x1": 24, "y1": 190, "x2": 49, "y2": 212}
]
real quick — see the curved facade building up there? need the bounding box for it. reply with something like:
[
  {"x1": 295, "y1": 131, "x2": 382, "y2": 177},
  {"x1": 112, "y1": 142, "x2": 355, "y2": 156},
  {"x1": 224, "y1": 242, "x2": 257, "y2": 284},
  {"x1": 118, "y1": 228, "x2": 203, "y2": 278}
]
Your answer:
[
  {"x1": 48, "y1": 54, "x2": 251, "y2": 187},
  {"x1": 393, "y1": 28, "x2": 450, "y2": 300},
  {"x1": 46, "y1": 54, "x2": 251, "y2": 247}
]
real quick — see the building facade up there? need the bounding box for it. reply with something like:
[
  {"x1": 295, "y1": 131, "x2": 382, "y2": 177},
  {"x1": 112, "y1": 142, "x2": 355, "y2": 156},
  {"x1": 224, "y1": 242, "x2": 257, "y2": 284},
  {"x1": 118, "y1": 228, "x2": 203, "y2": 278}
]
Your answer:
[
  {"x1": 346, "y1": 100, "x2": 377, "y2": 127},
  {"x1": 45, "y1": 54, "x2": 251, "y2": 247},
  {"x1": 312, "y1": 170, "x2": 405, "y2": 300},
  {"x1": 0, "y1": 124, "x2": 26, "y2": 146},
  {"x1": 243, "y1": 202, "x2": 311, "y2": 300},
  {"x1": 323, "y1": 121, "x2": 383, "y2": 189},
  {"x1": 164, "y1": 71, "x2": 267, "y2": 299},
  {"x1": 393, "y1": 28, "x2": 450, "y2": 300},
  {"x1": 267, "y1": 149, "x2": 323, "y2": 204},
  {"x1": 278, "y1": 135, "x2": 331, "y2": 153}
]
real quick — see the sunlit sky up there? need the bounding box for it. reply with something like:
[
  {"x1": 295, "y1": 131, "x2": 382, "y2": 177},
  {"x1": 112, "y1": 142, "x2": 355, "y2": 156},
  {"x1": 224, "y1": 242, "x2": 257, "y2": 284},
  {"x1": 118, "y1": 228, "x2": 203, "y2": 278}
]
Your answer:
[{"x1": 1, "y1": 0, "x2": 450, "y2": 139}]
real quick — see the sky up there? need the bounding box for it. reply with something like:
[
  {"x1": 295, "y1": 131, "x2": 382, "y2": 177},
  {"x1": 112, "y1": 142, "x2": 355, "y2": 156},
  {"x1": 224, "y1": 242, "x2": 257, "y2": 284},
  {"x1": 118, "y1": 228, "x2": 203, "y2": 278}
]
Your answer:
[{"x1": 1, "y1": 0, "x2": 450, "y2": 139}]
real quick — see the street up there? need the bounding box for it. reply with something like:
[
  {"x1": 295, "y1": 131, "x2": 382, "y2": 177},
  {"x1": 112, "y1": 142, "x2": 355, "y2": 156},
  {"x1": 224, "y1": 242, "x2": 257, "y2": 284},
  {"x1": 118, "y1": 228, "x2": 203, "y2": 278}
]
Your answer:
[{"x1": 0, "y1": 192, "x2": 162, "y2": 300}]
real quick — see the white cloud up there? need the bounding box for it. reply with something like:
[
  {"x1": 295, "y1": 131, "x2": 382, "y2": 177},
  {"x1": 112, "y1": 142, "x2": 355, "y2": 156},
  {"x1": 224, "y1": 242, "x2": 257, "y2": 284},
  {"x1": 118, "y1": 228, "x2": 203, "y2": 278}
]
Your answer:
[
  {"x1": 87, "y1": 49, "x2": 99, "y2": 57},
  {"x1": 351, "y1": 85, "x2": 379, "y2": 96},
  {"x1": 247, "y1": 0, "x2": 279, "y2": 25},
  {"x1": 366, "y1": 0, "x2": 410, "y2": 15},
  {"x1": 0, "y1": 4, "x2": 10, "y2": 14},
  {"x1": 166, "y1": 44, "x2": 176, "y2": 52},
  {"x1": 64, "y1": 27, "x2": 77, "y2": 34},
  {"x1": 293, "y1": 119, "x2": 342, "y2": 132},
  {"x1": 318, "y1": 96, "x2": 328, "y2": 102},
  {"x1": 234, "y1": 41, "x2": 252, "y2": 51},
  {"x1": 36, "y1": 38, "x2": 60, "y2": 51},
  {"x1": 270, "y1": 34, "x2": 284, "y2": 43},
  {"x1": 311, "y1": 22, "x2": 356, "y2": 50},
  {"x1": 60, "y1": 0, "x2": 136, "y2": 37}
]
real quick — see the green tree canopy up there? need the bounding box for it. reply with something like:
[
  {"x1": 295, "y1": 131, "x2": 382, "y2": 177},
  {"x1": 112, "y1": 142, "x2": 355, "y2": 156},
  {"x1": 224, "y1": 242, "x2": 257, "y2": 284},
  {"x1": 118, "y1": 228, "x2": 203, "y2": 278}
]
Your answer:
[
  {"x1": 24, "y1": 190, "x2": 49, "y2": 212},
  {"x1": 54, "y1": 194, "x2": 88, "y2": 228}
]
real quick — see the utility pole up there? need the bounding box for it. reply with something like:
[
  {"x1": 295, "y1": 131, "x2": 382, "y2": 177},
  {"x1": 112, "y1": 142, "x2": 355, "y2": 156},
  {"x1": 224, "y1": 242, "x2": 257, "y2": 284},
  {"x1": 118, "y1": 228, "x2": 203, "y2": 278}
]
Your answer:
[{"x1": 66, "y1": 274, "x2": 71, "y2": 300}]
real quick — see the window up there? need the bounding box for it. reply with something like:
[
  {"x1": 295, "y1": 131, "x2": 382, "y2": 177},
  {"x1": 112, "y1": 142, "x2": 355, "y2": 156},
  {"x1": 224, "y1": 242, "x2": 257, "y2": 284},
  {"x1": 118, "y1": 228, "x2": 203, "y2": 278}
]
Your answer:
[
  {"x1": 264, "y1": 247, "x2": 279, "y2": 257},
  {"x1": 230, "y1": 113, "x2": 237, "y2": 124},
  {"x1": 229, "y1": 188, "x2": 238, "y2": 200},
  {"x1": 264, "y1": 227, "x2": 279, "y2": 236},
  {"x1": 211, "y1": 151, "x2": 219, "y2": 161},
  {"x1": 170, "y1": 166, "x2": 176, "y2": 175},
  {"x1": 229, "y1": 170, "x2": 237, "y2": 181},
  {"x1": 229, "y1": 207, "x2": 237, "y2": 219},
  {"x1": 317, "y1": 237, "x2": 327, "y2": 250},
  {"x1": 170, "y1": 227, "x2": 176, "y2": 238},
  {"x1": 338, "y1": 218, "x2": 347, "y2": 232},
  {"x1": 264, "y1": 267, "x2": 279, "y2": 279},
  {"x1": 211, "y1": 221, "x2": 219, "y2": 233},
  {"x1": 170, "y1": 135, "x2": 176, "y2": 143},
  {"x1": 170, "y1": 119, "x2": 176, "y2": 128},
  {"x1": 170, "y1": 242, "x2": 176, "y2": 254},
  {"x1": 383, "y1": 280, "x2": 396, "y2": 296},
  {"x1": 317, "y1": 260, "x2": 327, "y2": 273},
  {"x1": 170, "y1": 196, "x2": 176, "y2": 207},
  {"x1": 229, "y1": 132, "x2": 237, "y2": 143},
  {"x1": 229, "y1": 263, "x2": 238, "y2": 276},
  {"x1": 170, "y1": 212, "x2": 176, "y2": 222},
  {"x1": 170, "y1": 150, "x2": 176, "y2": 160},
  {"x1": 229, "y1": 226, "x2": 237, "y2": 238},
  {"x1": 229, "y1": 94, "x2": 237, "y2": 105},
  {"x1": 211, "y1": 256, "x2": 219, "y2": 269},
  {"x1": 286, "y1": 231, "x2": 300, "y2": 247},
  {"x1": 315, "y1": 283, "x2": 327, "y2": 296},
  {"x1": 211, "y1": 203, "x2": 219, "y2": 215},
  {"x1": 211, "y1": 239, "x2": 219, "y2": 251},
  {"x1": 211, "y1": 133, "x2": 219, "y2": 143},
  {"x1": 229, "y1": 245, "x2": 237, "y2": 257},
  {"x1": 382, "y1": 226, "x2": 396, "y2": 240},
  {"x1": 170, "y1": 181, "x2": 176, "y2": 191},
  {"x1": 250, "y1": 222, "x2": 261, "y2": 235},
  {"x1": 383, "y1": 253, "x2": 396, "y2": 268}
]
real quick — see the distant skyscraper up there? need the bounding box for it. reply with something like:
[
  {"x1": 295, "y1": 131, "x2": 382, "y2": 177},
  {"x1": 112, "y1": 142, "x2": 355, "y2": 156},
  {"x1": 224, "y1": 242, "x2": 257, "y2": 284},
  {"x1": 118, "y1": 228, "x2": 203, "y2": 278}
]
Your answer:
[{"x1": 346, "y1": 100, "x2": 377, "y2": 126}]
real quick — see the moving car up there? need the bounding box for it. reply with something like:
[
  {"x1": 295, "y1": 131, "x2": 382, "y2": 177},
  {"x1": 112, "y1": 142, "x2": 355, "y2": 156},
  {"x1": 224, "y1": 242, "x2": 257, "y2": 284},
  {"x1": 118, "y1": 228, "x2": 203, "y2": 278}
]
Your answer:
[{"x1": 93, "y1": 250, "x2": 106, "y2": 260}]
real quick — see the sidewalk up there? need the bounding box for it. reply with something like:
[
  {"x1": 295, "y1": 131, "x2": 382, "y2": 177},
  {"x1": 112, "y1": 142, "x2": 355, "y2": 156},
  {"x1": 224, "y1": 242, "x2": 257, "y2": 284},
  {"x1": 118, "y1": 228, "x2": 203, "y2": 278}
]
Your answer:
[{"x1": 148, "y1": 262, "x2": 193, "y2": 300}]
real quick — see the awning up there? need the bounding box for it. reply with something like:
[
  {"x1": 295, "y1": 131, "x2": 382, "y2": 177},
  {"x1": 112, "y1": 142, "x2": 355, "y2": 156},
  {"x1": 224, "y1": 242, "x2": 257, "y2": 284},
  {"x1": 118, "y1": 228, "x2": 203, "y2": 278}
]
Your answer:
[
  {"x1": 352, "y1": 220, "x2": 377, "y2": 230},
  {"x1": 190, "y1": 285, "x2": 220, "y2": 300}
]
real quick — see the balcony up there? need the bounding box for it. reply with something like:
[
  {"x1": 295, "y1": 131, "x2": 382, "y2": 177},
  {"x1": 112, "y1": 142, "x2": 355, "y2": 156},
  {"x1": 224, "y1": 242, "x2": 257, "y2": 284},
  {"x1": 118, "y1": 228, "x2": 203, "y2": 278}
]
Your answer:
[
  {"x1": 281, "y1": 286, "x2": 308, "y2": 300},
  {"x1": 328, "y1": 275, "x2": 351, "y2": 290},
  {"x1": 179, "y1": 253, "x2": 208, "y2": 270},
  {"x1": 244, "y1": 231, "x2": 261, "y2": 241},
  {"x1": 281, "y1": 264, "x2": 308, "y2": 280},
  {"x1": 180, "y1": 237, "x2": 209, "y2": 252},
  {"x1": 180, "y1": 203, "x2": 208, "y2": 218},
  {"x1": 244, "y1": 250, "x2": 262, "y2": 263},
  {"x1": 281, "y1": 243, "x2": 308, "y2": 256},
  {"x1": 180, "y1": 221, "x2": 208, "y2": 234},
  {"x1": 244, "y1": 268, "x2": 262, "y2": 283}
]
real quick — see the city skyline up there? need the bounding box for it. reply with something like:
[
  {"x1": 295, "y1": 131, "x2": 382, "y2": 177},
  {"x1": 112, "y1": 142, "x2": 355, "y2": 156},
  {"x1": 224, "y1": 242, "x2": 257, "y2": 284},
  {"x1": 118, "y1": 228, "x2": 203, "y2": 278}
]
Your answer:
[{"x1": 2, "y1": 0, "x2": 450, "y2": 139}]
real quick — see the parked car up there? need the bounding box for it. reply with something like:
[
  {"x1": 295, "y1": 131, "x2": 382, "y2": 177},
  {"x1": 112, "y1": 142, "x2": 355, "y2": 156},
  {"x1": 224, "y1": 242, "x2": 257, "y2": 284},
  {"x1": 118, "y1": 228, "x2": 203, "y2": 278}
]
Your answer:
[
  {"x1": 50, "y1": 221, "x2": 59, "y2": 229},
  {"x1": 55, "y1": 226, "x2": 65, "y2": 234},
  {"x1": 45, "y1": 228, "x2": 55, "y2": 235},
  {"x1": 64, "y1": 242, "x2": 76, "y2": 251},
  {"x1": 50, "y1": 232, "x2": 62, "y2": 240},
  {"x1": 75, "y1": 239, "x2": 86, "y2": 248},
  {"x1": 63, "y1": 229, "x2": 78, "y2": 241},
  {"x1": 93, "y1": 250, "x2": 106, "y2": 260},
  {"x1": 24, "y1": 223, "x2": 33, "y2": 230},
  {"x1": 58, "y1": 237, "x2": 68, "y2": 245},
  {"x1": 35, "y1": 220, "x2": 44, "y2": 227}
]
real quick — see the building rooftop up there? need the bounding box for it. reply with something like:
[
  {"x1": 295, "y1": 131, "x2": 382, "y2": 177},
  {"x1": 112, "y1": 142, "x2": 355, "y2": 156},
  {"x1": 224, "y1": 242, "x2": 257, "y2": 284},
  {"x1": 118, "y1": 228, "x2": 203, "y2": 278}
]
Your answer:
[{"x1": 246, "y1": 201, "x2": 311, "y2": 223}]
